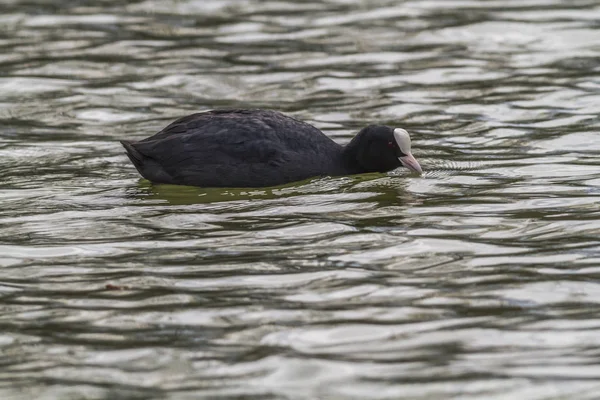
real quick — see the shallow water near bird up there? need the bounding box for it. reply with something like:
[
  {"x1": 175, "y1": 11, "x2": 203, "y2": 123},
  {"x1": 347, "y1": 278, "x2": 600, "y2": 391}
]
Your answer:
[{"x1": 1, "y1": 0, "x2": 600, "y2": 399}]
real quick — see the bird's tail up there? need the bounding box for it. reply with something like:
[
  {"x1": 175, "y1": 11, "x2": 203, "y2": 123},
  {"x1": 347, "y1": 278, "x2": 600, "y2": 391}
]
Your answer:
[{"x1": 120, "y1": 140, "x2": 144, "y2": 170}]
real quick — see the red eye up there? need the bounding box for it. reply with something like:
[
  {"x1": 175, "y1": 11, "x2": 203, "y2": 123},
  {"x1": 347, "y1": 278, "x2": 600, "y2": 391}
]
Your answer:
[{"x1": 387, "y1": 141, "x2": 394, "y2": 148}]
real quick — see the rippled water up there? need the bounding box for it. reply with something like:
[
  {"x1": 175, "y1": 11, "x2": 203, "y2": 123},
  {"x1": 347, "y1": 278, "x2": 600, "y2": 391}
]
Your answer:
[{"x1": 1, "y1": 0, "x2": 600, "y2": 398}]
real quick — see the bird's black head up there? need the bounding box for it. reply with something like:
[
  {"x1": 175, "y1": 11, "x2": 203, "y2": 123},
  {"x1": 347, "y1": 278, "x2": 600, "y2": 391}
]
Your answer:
[{"x1": 345, "y1": 125, "x2": 422, "y2": 174}]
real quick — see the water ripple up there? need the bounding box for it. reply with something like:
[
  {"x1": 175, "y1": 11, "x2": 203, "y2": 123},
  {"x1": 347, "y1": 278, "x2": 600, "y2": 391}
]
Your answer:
[{"x1": 1, "y1": 0, "x2": 600, "y2": 398}]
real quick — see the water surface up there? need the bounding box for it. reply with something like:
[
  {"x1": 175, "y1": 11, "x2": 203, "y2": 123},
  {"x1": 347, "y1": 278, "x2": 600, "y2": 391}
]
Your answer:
[{"x1": 1, "y1": 0, "x2": 600, "y2": 399}]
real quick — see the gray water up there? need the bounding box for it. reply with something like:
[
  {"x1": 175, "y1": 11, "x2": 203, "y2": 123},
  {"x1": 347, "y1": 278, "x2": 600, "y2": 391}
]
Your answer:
[{"x1": 1, "y1": 0, "x2": 600, "y2": 399}]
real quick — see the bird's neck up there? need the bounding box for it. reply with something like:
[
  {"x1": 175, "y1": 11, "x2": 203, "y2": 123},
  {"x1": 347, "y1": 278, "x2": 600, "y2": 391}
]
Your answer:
[{"x1": 341, "y1": 134, "x2": 368, "y2": 174}]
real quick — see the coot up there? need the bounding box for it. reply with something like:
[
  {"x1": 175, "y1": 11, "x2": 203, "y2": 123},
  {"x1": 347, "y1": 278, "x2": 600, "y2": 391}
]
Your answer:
[{"x1": 120, "y1": 109, "x2": 422, "y2": 188}]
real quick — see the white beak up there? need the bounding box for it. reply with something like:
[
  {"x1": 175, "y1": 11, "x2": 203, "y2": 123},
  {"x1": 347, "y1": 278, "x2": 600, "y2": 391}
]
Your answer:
[{"x1": 399, "y1": 153, "x2": 422, "y2": 174}]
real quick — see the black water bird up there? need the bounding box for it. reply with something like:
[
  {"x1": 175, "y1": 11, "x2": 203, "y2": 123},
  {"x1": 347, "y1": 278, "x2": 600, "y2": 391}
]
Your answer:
[{"x1": 120, "y1": 109, "x2": 422, "y2": 188}]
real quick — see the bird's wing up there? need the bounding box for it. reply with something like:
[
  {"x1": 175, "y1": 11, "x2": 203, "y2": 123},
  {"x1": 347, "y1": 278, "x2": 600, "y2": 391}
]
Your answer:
[{"x1": 131, "y1": 130, "x2": 288, "y2": 187}]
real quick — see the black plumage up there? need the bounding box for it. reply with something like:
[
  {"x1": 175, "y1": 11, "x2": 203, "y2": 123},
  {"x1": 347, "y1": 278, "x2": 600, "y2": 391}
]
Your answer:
[{"x1": 120, "y1": 109, "x2": 419, "y2": 188}]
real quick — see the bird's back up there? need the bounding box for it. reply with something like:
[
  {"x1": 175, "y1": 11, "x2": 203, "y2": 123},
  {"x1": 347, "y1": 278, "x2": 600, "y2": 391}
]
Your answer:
[{"x1": 121, "y1": 109, "x2": 345, "y2": 187}]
